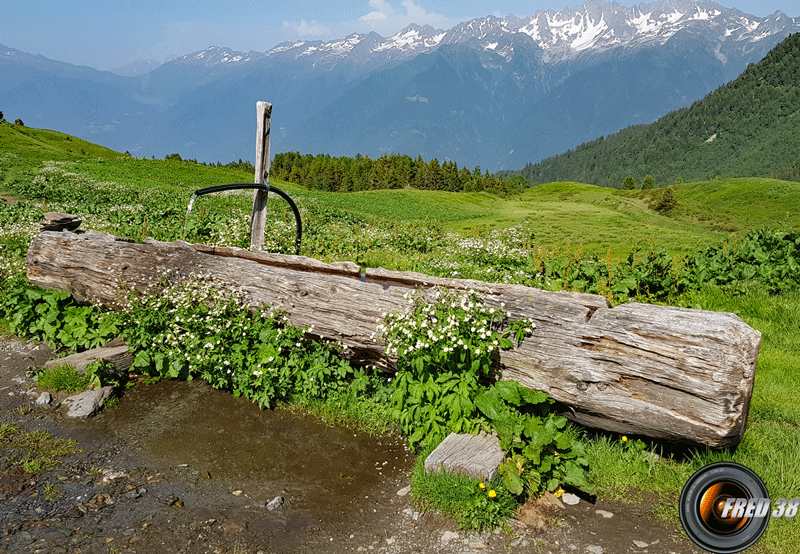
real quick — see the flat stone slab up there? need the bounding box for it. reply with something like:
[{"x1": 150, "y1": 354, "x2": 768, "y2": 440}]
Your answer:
[
  {"x1": 424, "y1": 432, "x2": 505, "y2": 480},
  {"x1": 45, "y1": 344, "x2": 131, "y2": 375},
  {"x1": 62, "y1": 386, "x2": 113, "y2": 418}
]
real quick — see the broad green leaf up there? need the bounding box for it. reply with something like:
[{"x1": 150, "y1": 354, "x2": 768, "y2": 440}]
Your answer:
[{"x1": 474, "y1": 387, "x2": 503, "y2": 421}]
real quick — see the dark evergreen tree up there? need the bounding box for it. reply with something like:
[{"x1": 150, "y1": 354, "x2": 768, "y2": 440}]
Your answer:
[{"x1": 621, "y1": 175, "x2": 637, "y2": 190}]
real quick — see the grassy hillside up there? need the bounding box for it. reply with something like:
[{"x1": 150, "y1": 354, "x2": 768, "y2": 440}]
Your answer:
[
  {"x1": 0, "y1": 121, "x2": 123, "y2": 196},
  {"x1": 2, "y1": 126, "x2": 800, "y2": 553},
  {"x1": 3, "y1": 122, "x2": 799, "y2": 262},
  {"x1": 515, "y1": 32, "x2": 800, "y2": 187}
]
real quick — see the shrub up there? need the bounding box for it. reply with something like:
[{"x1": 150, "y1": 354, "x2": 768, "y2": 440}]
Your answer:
[{"x1": 654, "y1": 188, "x2": 677, "y2": 214}]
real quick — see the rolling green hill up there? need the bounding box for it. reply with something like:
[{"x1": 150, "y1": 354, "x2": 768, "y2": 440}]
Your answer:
[
  {"x1": 2, "y1": 122, "x2": 799, "y2": 263},
  {"x1": 515, "y1": 32, "x2": 800, "y2": 188},
  {"x1": 3, "y1": 112, "x2": 800, "y2": 554}
]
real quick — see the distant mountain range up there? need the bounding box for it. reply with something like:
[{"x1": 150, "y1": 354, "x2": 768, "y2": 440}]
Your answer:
[{"x1": 2, "y1": 0, "x2": 798, "y2": 171}]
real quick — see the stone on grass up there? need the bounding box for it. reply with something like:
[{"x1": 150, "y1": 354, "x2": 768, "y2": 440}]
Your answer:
[{"x1": 62, "y1": 386, "x2": 113, "y2": 418}]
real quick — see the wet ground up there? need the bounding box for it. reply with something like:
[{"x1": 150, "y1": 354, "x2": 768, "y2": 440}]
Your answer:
[{"x1": 0, "y1": 336, "x2": 707, "y2": 554}]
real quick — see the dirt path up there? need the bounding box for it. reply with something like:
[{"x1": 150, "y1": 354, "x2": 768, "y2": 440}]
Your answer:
[{"x1": 0, "y1": 336, "x2": 706, "y2": 554}]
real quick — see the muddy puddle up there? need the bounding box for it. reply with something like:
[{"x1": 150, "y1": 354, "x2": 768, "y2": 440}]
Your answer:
[{"x1": 58, "y1": 379, "x2": 416, "y2": 551}]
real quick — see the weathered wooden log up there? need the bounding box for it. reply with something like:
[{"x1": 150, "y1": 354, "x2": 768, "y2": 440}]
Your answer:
[{"x1": 25, "y1": 231, "x2": 761, "y2": 448}]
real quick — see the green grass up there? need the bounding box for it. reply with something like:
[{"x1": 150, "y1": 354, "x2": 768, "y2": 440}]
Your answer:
[
  {"x1": 583, "y1": 286, "x2": 800, "y2": 553},
  {"x1": 665, "y1": 178, "x2": 800, "y2": 232},
  {"x1": 3, "y1": 123, "x2": 800, "y2": 552},
  {"x1": 0, "y1": 423, "x2": 84, "y2": 474},
  {"x1": 35, "y1": 364, "x2": 91, "y2": 393},
  {"x1": 287, "y1": 391, "x2": 396, "y2": 437},
  {"x1": 0, "y1": 121, "x2": 122, "y2": 196},
  {"x1": 4, "y1": 122, "x2": 798, "y2": 263},
  {"x1": 410, "y1": 444, "x2": 518, "y2": 531}
]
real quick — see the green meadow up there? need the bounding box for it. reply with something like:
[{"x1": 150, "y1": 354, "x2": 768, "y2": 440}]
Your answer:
[{"x1": 2, "y1": 121, "x2": 800, "y2": 552}]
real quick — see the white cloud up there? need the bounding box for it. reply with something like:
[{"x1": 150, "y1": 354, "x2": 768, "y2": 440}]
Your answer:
[
  {"x1": 282, "y1": 19, "x2": 332, "y2": 39},
  {"x1": 356, "y1": 0, "x2": 451, "y2": 34},
  {"x1": 401, "y1": 0, "x2": 428, "y2": 20},
  {"x1": 360, "y1": 0, "x2": 395, "y2": 22}
]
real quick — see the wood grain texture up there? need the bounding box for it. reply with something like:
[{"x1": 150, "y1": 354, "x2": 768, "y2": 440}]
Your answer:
[
  {"x1": 25, "y1": 231, "x2": 762, "y2": 447},
  {"x1": 424, "y1": 432, "x2": 505, "y2": 480},
  {"x1": 250, "y1": 101, "x2": 272, "y2": 250}
]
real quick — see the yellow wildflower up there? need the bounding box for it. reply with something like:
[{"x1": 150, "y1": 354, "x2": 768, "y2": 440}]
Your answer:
[
  {"x1": 488, "y1": 489, "x2": 497, "y2": 498},
  {"x1": 621, "y1": 435, "x2": 628, "y2": 442},
  {"x1": 478, "y1": 482, "x2": 486, "y2": 489},
  {"x1": 554, "y1": 487, "x2": 565, "y2": 498}
]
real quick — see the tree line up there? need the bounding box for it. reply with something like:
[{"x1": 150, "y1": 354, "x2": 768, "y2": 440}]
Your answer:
[{"x1": 270, "y1": 152, "x2": 529, "y2": 195}]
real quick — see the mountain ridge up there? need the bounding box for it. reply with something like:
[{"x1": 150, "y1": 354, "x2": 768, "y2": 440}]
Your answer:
[{"x1": 2, "y1": 0, "x2": 799, "y2": 171}]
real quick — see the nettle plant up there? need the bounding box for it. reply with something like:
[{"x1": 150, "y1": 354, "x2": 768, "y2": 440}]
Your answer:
[{"x1": 378, "y1": 287, "x2": 593, "y2": 498}]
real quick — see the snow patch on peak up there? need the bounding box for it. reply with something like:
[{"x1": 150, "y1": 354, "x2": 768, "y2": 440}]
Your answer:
[
  {"x1": 630, "y1": 11, "x2": 658, "y2": 33},
  {"x1": 690, "y1": 7, "x2": 721, "y2": 21},
  {"x1": 664, "y1": 10, "x2": 684, "y2": 24},
  {"x1": 374, "y1": 25, "x2": 444, "y2": 53},
  {"x1": 572, "y1": 15, "x2": 609, "y2": 51},
  {"x1": 520, "y1": 20, "x2": 541, "y2": 41}
]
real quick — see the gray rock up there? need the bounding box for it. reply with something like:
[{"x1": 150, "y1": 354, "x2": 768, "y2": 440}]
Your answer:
[
  {"x1": 41, "y1": 212, "x2": 82, "y2": 232},
  {"x1": 266, "y1": 496, "x2": 284, "y2": 511},
  {"x1": 585, "y1": 546, "x2": 604, "y2": 554},
  {"x1": 62, "y1": 386, "x2": 113, "y2": 418},
  {"x1": 396, "y1": 485, "x2": 412, "y2": 496},
  {"x1": 595, "y1": 509, "x2": 614, "y2": 518},
  {"x1": 632, "y1": 540, "x2": 649, "y2": 548},
  {"x1": 441, "y1": 531, "x2": 460, "y2": 544},
  {"x1": 561, "y1": 492, "x2": 580, "y2": 505},
  {"x1": 401, "y1": 507, "x2": 421, "y2": 520},
  {"x1": 35, "y1": 391, "x2": 52, "y2": 407}
]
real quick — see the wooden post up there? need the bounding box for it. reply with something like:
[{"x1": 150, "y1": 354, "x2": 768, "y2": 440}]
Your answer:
[{"x1": 250, "y1": 101, "x2": 272, "y2": 250}]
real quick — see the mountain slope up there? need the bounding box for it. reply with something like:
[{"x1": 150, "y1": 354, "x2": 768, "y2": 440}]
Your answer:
[
  {"x1": 515, "y1": 32, "x2": 800, "y2": 187},
  {"x1": 1, "y1": 1, "x2": 799, "y2": 170}
]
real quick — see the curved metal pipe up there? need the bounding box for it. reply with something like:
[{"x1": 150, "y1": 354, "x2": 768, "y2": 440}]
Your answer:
[{"x1": 191, "y1": 183, "x2": 302, "y2": 255}]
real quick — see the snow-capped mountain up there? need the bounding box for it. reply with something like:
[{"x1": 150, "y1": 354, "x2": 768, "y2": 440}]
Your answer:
[
  {"x1": 2, "y1": 0, "x2": 798, "y2": 171},
  {"x1": 237, "y1": 0, "x2": 796, "y2": 68}
]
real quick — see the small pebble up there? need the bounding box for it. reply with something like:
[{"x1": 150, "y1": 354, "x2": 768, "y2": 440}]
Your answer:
[{"x1": 561, "y1": 492, "x2": 580, "y2": 505}]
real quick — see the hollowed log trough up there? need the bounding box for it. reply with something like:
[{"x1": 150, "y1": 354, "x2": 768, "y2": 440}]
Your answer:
[{"x1": 26, "y1": 231, "x2": 761, "y2": 448}]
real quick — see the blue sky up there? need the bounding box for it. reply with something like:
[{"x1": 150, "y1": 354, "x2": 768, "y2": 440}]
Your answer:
[{"x1": 3, "y1": 0, "x2": 798, "y2": 71}]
